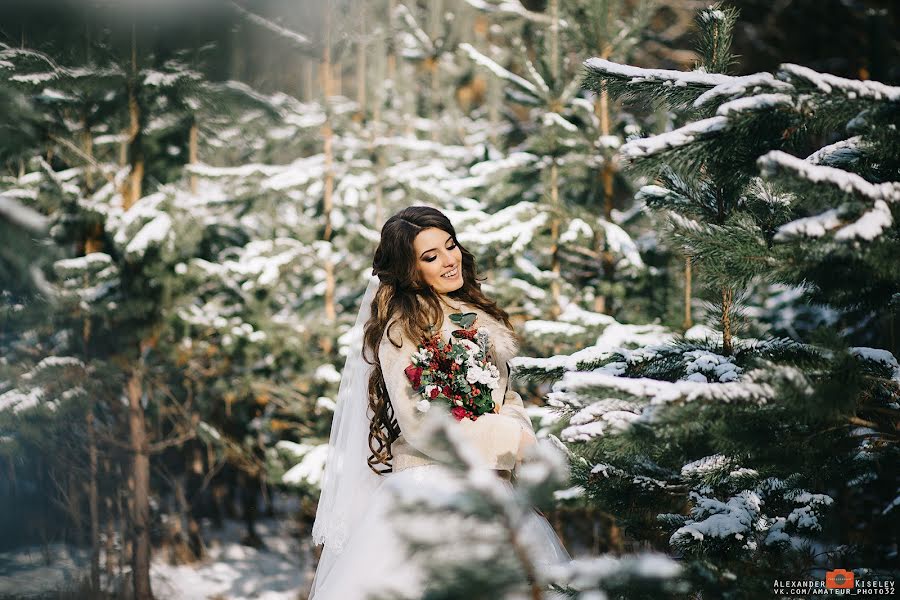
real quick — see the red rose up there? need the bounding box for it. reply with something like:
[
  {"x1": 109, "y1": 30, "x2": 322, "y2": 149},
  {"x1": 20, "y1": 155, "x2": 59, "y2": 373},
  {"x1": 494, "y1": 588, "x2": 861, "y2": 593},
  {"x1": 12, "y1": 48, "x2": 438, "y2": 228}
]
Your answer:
[
  {"x1": 451, "y1": 406, "x2": 468, "y2": 421},
  {"x1": 405, "y1": 364, "x2": 423, "y2": 388},
  {"x1": 443, "y1": 385, "x2": 451, "y2": 396},
  {"x1": 429, "y1": 387, "x2": 440, "y2": 399}
]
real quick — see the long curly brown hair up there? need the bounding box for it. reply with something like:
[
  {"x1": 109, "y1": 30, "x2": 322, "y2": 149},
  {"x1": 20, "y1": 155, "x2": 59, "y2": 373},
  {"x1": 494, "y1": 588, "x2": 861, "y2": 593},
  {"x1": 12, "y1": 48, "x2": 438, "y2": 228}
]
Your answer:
[{"x1": 362, "y1": 206, "x2": 517, "y2": 475}]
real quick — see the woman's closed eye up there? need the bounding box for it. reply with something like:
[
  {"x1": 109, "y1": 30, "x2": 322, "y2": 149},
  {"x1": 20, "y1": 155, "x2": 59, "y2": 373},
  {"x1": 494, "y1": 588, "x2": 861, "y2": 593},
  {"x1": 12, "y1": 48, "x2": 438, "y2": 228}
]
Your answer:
[{"x1": 424, "y1": 244, "x2": 457, "y2": 262}]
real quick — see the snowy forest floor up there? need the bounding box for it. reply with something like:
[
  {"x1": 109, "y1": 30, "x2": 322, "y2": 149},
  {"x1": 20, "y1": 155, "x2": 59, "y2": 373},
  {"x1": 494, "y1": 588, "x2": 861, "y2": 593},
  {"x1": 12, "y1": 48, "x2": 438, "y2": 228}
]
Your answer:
[{"x1": 0, "y1": 493, "x2": 316, "y2": 600}]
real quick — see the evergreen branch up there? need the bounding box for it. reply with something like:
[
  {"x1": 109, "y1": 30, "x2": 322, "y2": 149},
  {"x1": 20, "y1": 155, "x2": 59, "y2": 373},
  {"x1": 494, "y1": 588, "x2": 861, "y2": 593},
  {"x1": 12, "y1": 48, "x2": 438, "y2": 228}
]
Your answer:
[
  {"x1": 509, "y1": 37, "x2": 550, "y2": 97},
  {"x1": 394, "y1": 3, "x2": 435, "y2": 54},
  {"x1": 693, "y1": 4, "x2": 740, "y2": 74},
  {"x1": 777, "y1": 63, "x2": 900, "y2": 132},
  {"x1": 0, "y1": 194, "x2": 49, "y2": 233},
  {"x1": 691, "y1": 72, "x2": 793, "y2": 111},
  {"x1": 759, "y1": 151, "x2": 900, "y2": 204},
  {"x1": 582, "y1": 57, "x2": 730, "y2": 110},
  {"x1": 229, "y1": 2, "x2": 312, "y2": 48},
  {"x1": 667, "y1": 212, "x2": 774, "y2": 286},
  {"x1": 806, "y1": 136, "x2": 863, "y2": 168},
  {"x1": 459, "y1": 43, "x2": 541, "y2": 101},
  {"x1": 715, "y1": 93, "x2": 794, "y2": 118},
  {"x1": 620, "y1": 116, "x2": 729, "y2": 161},
  {"x1": 463, "y1": 0, "x2": 561, "y2": 26},
  {"x1": 779, "y1": 63, "x2": 900, "y2": 103}
]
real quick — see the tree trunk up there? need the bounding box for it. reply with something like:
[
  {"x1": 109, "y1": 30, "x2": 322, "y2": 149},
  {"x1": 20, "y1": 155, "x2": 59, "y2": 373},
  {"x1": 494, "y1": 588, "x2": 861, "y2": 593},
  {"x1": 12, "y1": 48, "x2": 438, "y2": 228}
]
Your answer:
[
  {"x1": 188, "y1": 119, "x2": 198, "y2": 194},
  {"x1": 549, "y1": 0, "x2": 559, "y2": 81},
  {"x1": 105, "y1": 497, "x2": 117, "y2": 583},
  {"x1": 428, "y1": 0, "x2": 443, "y2": 141},
  {"x1": 321, "y1": 3, "x2": 336, "y2": 325},
  {"x1": 239, "y1": 471, "x2": 262, "y2": 548},
  {"x1": 127, "y1": 366, "x2": 153, "y2": 600},
  {"x1": 549, "y1": 160, "x2": 561, "y2": 319},
  {"x1": 356, "y1": 0, "x2": 367, "y2": 121},
  {"x1": 81, "y1": 114, "x2": 94, "y2": 191},
  {"x1": 87, "y1": 412, "x2": 100, "y2": 592},
  {"x1": 683, "y1": 256, "x2": 693, "y2": 330},
  {"x1": 124, "y1": 25, "x2": 143, "y2": 210},
  {"x1": 387, "y1": 0, "x2": 397, "y2": 83},
  {"x1": 721, "y1": 286, "x2": 733, "y2": 355},
  {"x1": 594, "y1": 42, "x2": 616, "y2": 315}
]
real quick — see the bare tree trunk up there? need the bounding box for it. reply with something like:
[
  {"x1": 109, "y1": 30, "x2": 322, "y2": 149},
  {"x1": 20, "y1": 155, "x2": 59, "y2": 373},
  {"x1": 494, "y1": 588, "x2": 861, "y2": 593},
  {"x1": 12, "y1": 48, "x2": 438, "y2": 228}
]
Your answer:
[
  {"x1": 124, "y1": 25, "x2": 143, "y2": 210},
  {"x1": 428, "y1": 0, "x2": 443, "y2": 141},
  {"x1": 549, "y1": 161, "x2": 561, "y2": 319},
  {"x1": 547, "y1": 0, "x2": 562, "y2": 320},
  {"x1": 387, "y1": 0, "x2": 397, "y2": 83},
  {"x1": 332, "y1": 61, "x2": 342, "y2": 96},
  {"x1": 594, "y1": 42, "x2": 615, "y2": 314},
  {"x1": 81, "y1": 115, "x2": 94, "y2": 190},
  {"x1": 105, "y1": 497, "x2": 117, "y2": 583},
  {"x1": 118, "y1": 472, "x2": 128, "y2": 574},
  {"x1": 188, "y1": 119, "x2": 198, "y2": 194},
  {"x1": 127, "y1": 365, "x2": 153, "y2": 600},
  {"x1": 549, "y1": 0, "x2": 559, "y2": 81},
  {"x1": 303, "y1": 60, "x2": 315, "y2": 103},
  {"x1": 721, "y1": 286, "x2": 733, "y2": 355},
  {"x1": 356, "y1": 0, "x2": 367, "y2": 121},
  {"x1": 87, "y1": 412, "x2": 100, "y2": 592},
  {"x1": 321, "y1": 3, "x2": 336, "y2": 328},
  {"x1": 683, "y1": 256, "x2": 693, "y2": 330}
]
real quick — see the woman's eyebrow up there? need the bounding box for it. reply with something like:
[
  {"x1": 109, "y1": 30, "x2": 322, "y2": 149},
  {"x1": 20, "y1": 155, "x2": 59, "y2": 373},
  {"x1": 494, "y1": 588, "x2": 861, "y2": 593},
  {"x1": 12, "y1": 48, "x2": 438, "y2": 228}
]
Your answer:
[{"x1": 419, "y1": 235, "x2": 454, "y2": 258}]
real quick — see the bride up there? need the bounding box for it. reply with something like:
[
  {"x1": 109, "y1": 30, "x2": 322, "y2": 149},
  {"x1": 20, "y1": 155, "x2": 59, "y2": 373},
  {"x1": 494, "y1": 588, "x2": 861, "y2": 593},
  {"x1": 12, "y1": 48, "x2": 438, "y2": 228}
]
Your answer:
[{"x1": 308, "y1": 206, "x2": 570, "y2": 599}]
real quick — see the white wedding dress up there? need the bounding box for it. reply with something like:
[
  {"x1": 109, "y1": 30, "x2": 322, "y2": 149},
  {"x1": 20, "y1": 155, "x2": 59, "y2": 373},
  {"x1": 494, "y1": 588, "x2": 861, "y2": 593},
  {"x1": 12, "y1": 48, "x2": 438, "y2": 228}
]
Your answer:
[
  {"x1": 309, "y1": 277, "x2": 570, "y2": 599},
  {"x1": 308, "y1": 462, "x2": 571, "y2": 600}
]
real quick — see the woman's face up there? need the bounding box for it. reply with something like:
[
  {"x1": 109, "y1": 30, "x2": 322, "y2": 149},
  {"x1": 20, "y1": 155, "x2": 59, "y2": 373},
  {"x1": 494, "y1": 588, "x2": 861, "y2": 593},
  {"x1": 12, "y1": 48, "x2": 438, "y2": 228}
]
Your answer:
[{"x1": 413, "y1": 227, "x2": 463, "y2": 294}]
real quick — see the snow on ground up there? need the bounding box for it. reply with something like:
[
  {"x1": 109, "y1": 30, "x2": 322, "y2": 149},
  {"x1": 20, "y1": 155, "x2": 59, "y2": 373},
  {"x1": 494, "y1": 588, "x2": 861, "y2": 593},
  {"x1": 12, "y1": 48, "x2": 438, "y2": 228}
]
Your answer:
[
  {"x1": 152, "y1": 517, "x2": 311, "y2": 600},
  {"x1": 0, "y1": 543, "x2": 90, "y2": 597},
  {"x1": 0, "y1": 493, "x2": 315, "y2": 600}
]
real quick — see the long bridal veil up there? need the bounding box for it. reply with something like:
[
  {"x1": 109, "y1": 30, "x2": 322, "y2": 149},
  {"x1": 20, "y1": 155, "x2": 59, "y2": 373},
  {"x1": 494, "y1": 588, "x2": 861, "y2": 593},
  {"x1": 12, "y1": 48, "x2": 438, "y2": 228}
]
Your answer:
[{"x1": 311, "y1": 273, "x2": 382, "y2": 554}]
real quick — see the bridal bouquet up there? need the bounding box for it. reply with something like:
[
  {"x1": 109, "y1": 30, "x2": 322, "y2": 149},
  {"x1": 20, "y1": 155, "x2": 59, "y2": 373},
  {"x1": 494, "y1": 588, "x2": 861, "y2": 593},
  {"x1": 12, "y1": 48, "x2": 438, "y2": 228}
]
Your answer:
[{"x1": 404, "y1": 312, "x2": 501, "y2": 421}]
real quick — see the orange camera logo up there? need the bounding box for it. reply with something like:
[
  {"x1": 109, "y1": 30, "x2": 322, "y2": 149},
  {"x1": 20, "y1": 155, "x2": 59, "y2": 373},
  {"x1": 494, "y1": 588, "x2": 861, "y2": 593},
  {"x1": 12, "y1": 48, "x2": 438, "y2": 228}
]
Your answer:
[{"x1": 826, "y1": 569, "x2": 855, "y2": 589}]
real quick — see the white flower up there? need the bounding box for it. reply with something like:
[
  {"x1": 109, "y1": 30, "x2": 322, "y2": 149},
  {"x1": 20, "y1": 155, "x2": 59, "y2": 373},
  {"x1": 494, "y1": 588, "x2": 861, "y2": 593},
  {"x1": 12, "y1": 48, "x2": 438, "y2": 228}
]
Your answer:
[
  {"x1": 416, "y1": 399, "x2": 431, "y2": 413},
  {"x1": 459, "y1": 339, "x2": 480, "y2": 354},
  {"x1": 465, "y1": 364, "x2": 500, "y2": 389}
]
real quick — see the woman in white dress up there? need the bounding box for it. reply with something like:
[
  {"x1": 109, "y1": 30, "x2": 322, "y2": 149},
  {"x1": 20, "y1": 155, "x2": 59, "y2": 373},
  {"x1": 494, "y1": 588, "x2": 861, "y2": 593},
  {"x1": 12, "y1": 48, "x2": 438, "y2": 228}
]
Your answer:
[{"x1": 308, "y1": 206, "x2": 570, "y2": 600}]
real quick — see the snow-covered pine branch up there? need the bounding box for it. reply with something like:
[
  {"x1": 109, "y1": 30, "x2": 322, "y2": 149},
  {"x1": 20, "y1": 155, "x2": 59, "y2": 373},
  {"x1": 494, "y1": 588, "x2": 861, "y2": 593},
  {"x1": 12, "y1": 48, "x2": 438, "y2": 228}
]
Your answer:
[
  {"x1": 229, "y1": 2, "x2": 311, "y2": 47},
  {"x1": 780, "y1": 63, "x2": 900, "y2": 103},
  {"x1": 582, "y1": 57, "x2": 732, "y2": 109},
  {"x1": 459, "y1": 42, "x2": 541, "y2": 102},
  {"x1": 759, "y1": 150, "x2": 900, "y2": 204},
  {"x1": 619, "y1": 116, "x2": 729, "y2": 160},
  {"x1": 692, "y1": 72, "x2": 793, "y2": 109},
  {"x1": 393, "y1": 2, "x2": 435, "y2": 55},
  {"x1": 463, "y1": 0, "x2": 564, "y2": 26}
]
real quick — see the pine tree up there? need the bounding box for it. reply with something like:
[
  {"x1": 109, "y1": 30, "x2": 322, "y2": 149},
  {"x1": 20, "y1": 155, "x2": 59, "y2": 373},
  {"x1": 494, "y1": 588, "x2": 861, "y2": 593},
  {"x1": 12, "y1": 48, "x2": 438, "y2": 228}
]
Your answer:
[
  {"x1": 506, "y1": 3, "x2": 900, "y2": 597},
  {"x1": 0, "y1": 18, "x2": 303, "y2": 596},
  {"x1": 370, "y1": 415, "x2": 687, "y2": 600}
]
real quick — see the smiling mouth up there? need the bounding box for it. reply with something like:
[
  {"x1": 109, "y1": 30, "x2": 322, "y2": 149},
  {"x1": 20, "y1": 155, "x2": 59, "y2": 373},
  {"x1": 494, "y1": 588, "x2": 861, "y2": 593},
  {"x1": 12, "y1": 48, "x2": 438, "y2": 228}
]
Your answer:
[{"x1": 441, "y1": 267, "x2": 459, "y2": 279}]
